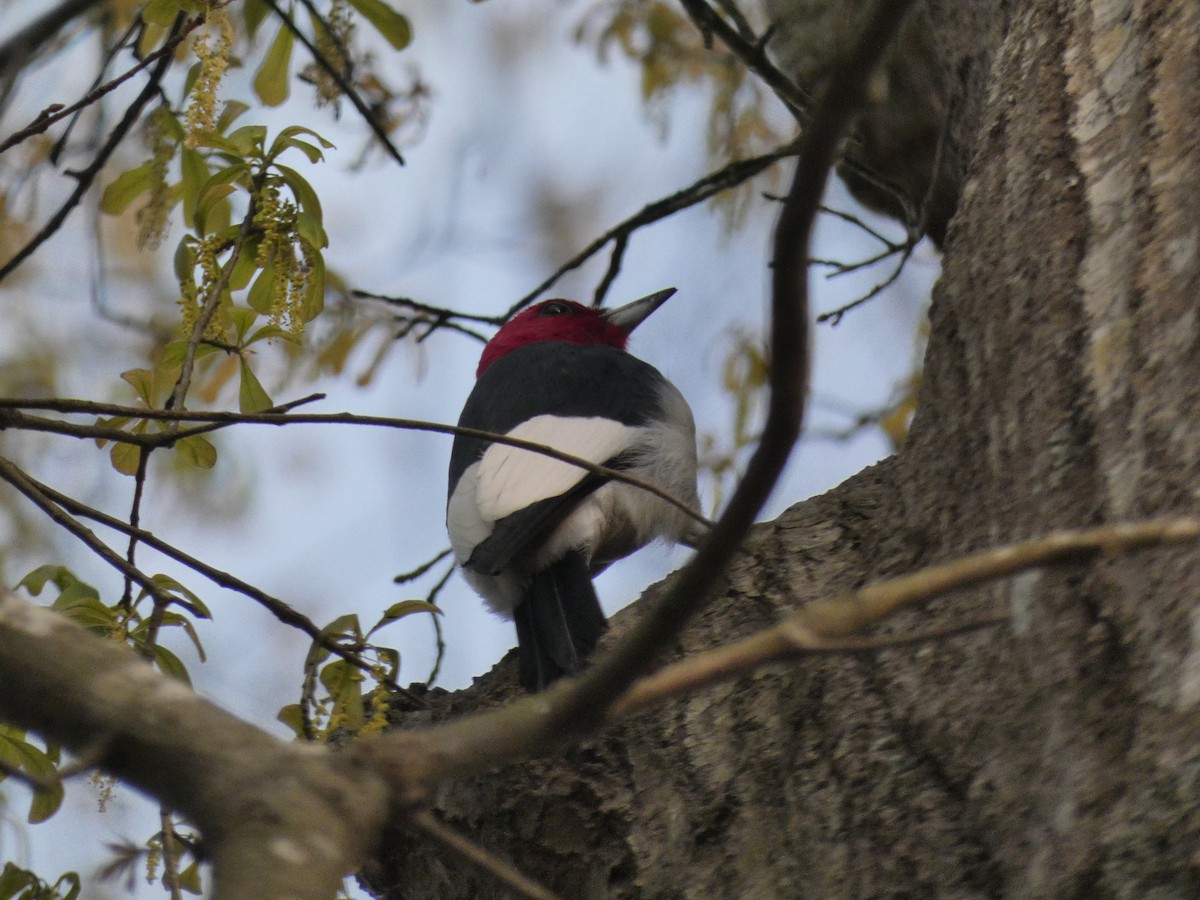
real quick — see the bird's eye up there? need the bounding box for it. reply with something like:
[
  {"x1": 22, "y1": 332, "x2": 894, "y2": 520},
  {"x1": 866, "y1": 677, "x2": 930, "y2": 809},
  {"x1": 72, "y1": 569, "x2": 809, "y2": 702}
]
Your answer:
[{"x1": 539, "y1": 301, "x2": 572, "y2": 317}]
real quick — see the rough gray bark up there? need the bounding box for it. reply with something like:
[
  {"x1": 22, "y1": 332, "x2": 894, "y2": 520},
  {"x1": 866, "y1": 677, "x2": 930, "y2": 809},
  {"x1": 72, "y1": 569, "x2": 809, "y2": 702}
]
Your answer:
[{"x1": 366, "y1": 0, "x2": 1200, "y2": 896}]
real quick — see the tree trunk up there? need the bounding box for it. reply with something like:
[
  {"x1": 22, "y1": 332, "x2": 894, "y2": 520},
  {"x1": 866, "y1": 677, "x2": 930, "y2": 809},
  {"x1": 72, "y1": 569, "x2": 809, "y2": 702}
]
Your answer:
[{"x1": 365, "y1": 0, "x2": 1200, "y2": 895}]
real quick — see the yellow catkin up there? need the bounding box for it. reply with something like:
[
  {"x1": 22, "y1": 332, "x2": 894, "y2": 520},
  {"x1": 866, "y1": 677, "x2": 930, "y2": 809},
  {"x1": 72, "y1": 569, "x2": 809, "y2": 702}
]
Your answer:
[
  {"x1": 313, "y1": 0, "x2": 355, "y2": 107},
  {"x1": 183, "y1": 8, "x2": 234, "y2": 147},
  {"x1": 136, "y1": 108, "x2": 174, "y2": 250}
]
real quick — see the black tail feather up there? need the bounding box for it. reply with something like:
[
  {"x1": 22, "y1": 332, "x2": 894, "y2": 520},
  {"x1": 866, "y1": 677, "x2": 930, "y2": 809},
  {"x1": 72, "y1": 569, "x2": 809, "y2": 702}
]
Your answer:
[{"x1": 514, "y1": 551, "x2": 607, "y2": 692}]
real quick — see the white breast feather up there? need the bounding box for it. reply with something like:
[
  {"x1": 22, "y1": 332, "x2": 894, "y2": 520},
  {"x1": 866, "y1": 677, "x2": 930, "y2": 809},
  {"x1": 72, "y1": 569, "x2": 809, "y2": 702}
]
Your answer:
[{"x1": 475, "y1": 415, "x2": 640, "y2": 521}]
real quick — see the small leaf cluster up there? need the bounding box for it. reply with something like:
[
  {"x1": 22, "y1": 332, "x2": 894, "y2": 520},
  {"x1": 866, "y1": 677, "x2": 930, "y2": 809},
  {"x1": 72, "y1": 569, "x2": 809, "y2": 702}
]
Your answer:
[
  {"x1": 278, "y1": 600, "x2": 439, "y2": 740},
  {"x1": 17, "y1": 565, "x2": 210, "y2": 686},
  {"x1": 700, "y1": 328, "x2": 768, "y2": 511},
  {"x1": 0, "y1": 863, "x2": 80, "y2": 900},
  {"x1": 580, "y1": 0, "x2": 782, "y2": 162}
]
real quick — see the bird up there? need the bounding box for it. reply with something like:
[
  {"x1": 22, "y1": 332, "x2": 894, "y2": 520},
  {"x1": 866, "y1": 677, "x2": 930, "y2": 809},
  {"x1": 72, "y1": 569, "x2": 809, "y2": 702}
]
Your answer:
[{"x1": 446, "y1": 288, "x2": 700, "y2": 691}]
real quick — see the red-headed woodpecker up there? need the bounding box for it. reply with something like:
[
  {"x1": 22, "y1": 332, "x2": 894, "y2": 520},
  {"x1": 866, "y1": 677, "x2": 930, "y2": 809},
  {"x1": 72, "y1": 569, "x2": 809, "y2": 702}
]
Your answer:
[{"x1": 447, "y1": 289, "x2": 699, "y2": 691}]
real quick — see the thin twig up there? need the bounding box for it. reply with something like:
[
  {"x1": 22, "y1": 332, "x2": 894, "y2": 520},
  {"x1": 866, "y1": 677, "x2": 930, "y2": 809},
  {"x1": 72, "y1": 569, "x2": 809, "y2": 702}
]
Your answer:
[
  {"x1": 0, "y1": 18, "x2": 199, "y2": 155},
  {"x1": 505, "y1": 139, "x2": 801, "y2": 319},
  {"x1": 393, "y1": 548, "x2": 454, "y2": 584},
  {"x1": 119, "y1": 446, "x2": 152, "y2": 610},
  {"x1": 611, "y1": 617, "x2": 1006, "y2": 717},
  {"x1": 422, "y1": 561, "x2": 455, "y2": 687},
  {"x1": 0, "y1": 0, "x2": 107, "y2": 76},
  {"x1": 0, "y1": 457, "x2": 176, "y2": 607},
  {"x1": 0, "y1": 404, "x2": 713, "y2": 531},
  {"x1": 609, "y1": 518, "x2": 1200, "y2": 716},
  {"x1": 677, "y1": 0, "x2": 811, "y2": 120},
  {"x1": 351, "y1": 291, "x2": 502, "y2": 326},
  {"x1": 159, "y1": 809, "x2": 185, "y2": 900},
  {"x1": 816, "y1": 240, "x2": 916, "y2": 326},
  {"x1": 260, "y1": 0, "x2": 405, "y2": 166},
  {"x1": 409, "y1": 810, "x2": 561, "y2": 900},
  {"x1": 592, "y1": 231, "x2": 628, "y2": 307},
  {"x1": 0, "y1": 15, "x2": 183, "y2": 285},
  {"x1": 0, "y1": 456, "x2": 428, "y2": 709},
  {"x1": 168, "y1": 194, "x2": 260, "y2": 414}
]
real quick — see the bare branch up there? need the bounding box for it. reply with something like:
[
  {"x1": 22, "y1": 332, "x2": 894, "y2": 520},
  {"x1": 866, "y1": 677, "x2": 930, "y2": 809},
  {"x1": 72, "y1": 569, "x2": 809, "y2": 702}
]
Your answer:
[
  {"x1": 506, "y1": 140, "x2": 801, "y2": 318},
  {"x1": 609, "y1": 517, "x2": 1200, "y2": 715},
  {"x1": 0, "y1": 18, "x2": 202, "y2": 155},
  {"x1": 677, "y1": 0, "x2": 811, "y2": 120},
  {"x1": 0, "y1": 402, "x2": 714, "y2": 531},
  {"x1": 0, "y1": 591, "x2": 390, "y2": 900},
  {"x1": 409, "y1": 811, "x2": 562, "y2": 900},
  {"x1": 0, "y1": 15, "x2": 184, "y2": 285},
  {"x1": 0, "y1": 0, "x2": 107, "y2": 78}
]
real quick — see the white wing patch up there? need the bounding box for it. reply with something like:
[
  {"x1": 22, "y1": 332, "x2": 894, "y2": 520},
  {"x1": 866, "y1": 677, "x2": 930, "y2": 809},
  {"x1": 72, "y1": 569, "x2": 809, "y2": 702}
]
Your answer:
[{"x1": 476, "y1": 415, "x2": 640, "y2": 522}]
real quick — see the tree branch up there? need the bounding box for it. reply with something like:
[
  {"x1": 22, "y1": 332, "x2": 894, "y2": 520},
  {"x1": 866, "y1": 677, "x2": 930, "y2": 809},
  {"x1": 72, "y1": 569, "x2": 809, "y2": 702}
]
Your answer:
[
  {"x1": 0, "y1": 17, "x2": 201, "y2": 156},
  {"x1": 0, "y1": 456, "x2": 429, "y2": 709},
  {"x1": 408, "y1": 811, "x2": 561, "y2": 900},
  {"x1": 0, "y1": 0, "x2": 107, "y2": 78},
  {"x1": 609, "y1": 518, "x2": 1200, "y2": 715},
  {"x1": 0, "y1": 590, "x2": 390, "y2": 900},
  {"x1": 0, "y1": 15, "x2": 183, "y2": 285},
  {"x1": 0, "y1": 401, "x2": 713, "y2": 530}
]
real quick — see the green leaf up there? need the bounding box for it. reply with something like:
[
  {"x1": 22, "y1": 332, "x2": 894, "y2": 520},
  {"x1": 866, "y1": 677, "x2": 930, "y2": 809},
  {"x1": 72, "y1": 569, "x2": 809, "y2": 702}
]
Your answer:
[
  {"x1": 368, "y1": 600, "x2": 441, "y2": 637},
  {"x1": 277, "y1": 164, "x2": 323, "y2": 220},
  {"x1": 346, "y1": 0, "x2": 412, "y2": 50},
  {"x1": 93, "y1": 415, "x2": 131, "y2": 449},
  {"x1": 228, "y1": 305, "x2": 259, "y2": 341},
  {"x1": 268, "y1": 126, "x2": 335, "y2": 164},
  {"x1": 321, "y1": 613, "x2": 362, "y2": 640},
  {"x1": 158, "y1": 338, "x2": 219, "y2": 369},
  {"x1": 0, "y1": 731, "x2": 64, "y2": 823},
  {"x1": 275, "y1": 124, "x2": 335, "y2": 149},
  {"x1": 17, "y1": 564, "x2": 75, "y2": 596},
  {"x1": 227, "y1": 124, "x2": 268, "y2": 157},
  {"x1": 143, "y1": 0, "x2": 186, "y2": 27},
  {"x1": 254, "y1": 23, "x2": 295, "y2": 107},
  {"x1": 276, "y1": 703, "x2": 305, "y2": 737},
  {"x1": 319, "y1": 660, "x2": 365, "y2": 730},
  {"x1": 247, "y1": 261, "x2": 278, "y2": 315},
  {"x1": 53, "y1": 594, "x2": 115, "y2": 635},
  {"x1": 111, "y1": 441, "x2": 143, "y2": 476},
  {"x1": 276, "y1": 136, "x2": 324, "y2": 164},
  {"x1": 120, "y1": 368, "x2": 154, "y2": 405},
  {"x1": 228, "y1": 235, "x2": 262, "y2": 290},
  {"x1": 194, "y1": 184, "x2": 235, "y2": 236},
  {"x1": 216, "y1": 100, "x2": 251, "y2": 133},
  {"x1": 51, "y1": 578, "x2": 102, "y2": 609},
  {"x1": 189, "y1": 129, "x2": 243, "y2": 157},
  {"x1": 178, "y1": 861, "x2": 203, "y2": 895},
  {"x1": 301, "y1": 248, "x2": 326, "y2": 322},
  {"x1": 151, "y1": 609, "x2": 204, "y2": 650},
  {"x1": 242, "y1": 0, "x2": 271, "y2": 38},
  {"x1": 154, "y1": 645, "x2": 192, "y2": 686},
  {"x1": 176, "y1": 434, "x2": 218, "y2": 469},
  {"x1": 247, "y1": 324, "x2": 296, "y2": 345},
  {"x1": 375, "y1": 646, "x2": 400, "y2": 679},
  {"x1": 179, "y1": 147, "x2": 209, "y2": 224},
  {"x1": 296, "y1": 210, "x2": 328, "y2": 250},
  {"x1": 100, "y1": 162, "x2": 155, "y2": 215},
  {"x1": 238, "y1": 359, "x2": 273, "y2": 413}
]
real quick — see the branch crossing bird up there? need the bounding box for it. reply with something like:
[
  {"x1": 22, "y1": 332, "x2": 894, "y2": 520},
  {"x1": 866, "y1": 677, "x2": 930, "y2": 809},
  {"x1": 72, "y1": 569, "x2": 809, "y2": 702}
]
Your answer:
[{"x1": 446, "y1": 289, "x2": 700, "y2": 691}]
